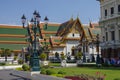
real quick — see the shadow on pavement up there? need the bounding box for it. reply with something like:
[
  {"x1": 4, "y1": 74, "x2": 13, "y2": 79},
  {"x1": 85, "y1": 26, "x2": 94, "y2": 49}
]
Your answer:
[{"x1": 9, "y1": 73, "x2": 31, "y2": 80}]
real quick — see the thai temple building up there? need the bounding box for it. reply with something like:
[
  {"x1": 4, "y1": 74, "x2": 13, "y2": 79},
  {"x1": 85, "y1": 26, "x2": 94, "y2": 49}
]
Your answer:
[
  {"x1": 0, "y1": 25, "x2": 28, "y2": 53},
  {"x1": 0, "y1": 17, "x2": 101, "y2": 61}
]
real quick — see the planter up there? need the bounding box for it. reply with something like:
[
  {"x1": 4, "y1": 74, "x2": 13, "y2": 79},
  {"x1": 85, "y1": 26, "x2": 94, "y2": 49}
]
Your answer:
[
  {"x1": 61, "y1": 60, "x2": 66, "y2": 67},
  {"x1": 40, "y1": 61, "x2": 49, "y2": 66}
]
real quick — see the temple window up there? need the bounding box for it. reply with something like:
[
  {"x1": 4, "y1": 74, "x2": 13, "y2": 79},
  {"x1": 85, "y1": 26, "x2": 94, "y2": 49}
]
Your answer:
[
  {"x1": 71, "y1": 46, "x2": 75, "y2": 56},
  {"x1": 111, "y1": 31, "x2": 115, "y2": 41},
  {"x1": 118, "y1": 5, "x2": 120, "y2": 12},
  {"x1": 105, "y1": 9, "x2": 107, "y2": 16},
  {"x1": 106, "y1": 32, "x2": 108, "y2": 41},
  {"x1": 72, "y1": 33, "x2": 74, "y2": 37},
  {"x1": 111, "y1": 7, "x2": 114, "y2": 15}
]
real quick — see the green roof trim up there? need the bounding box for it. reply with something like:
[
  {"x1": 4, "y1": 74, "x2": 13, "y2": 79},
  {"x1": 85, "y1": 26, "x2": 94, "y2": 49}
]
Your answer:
[
  {"x1": 0, "y1": 28, "x2": 27, "y2": 35},
  {"x1": 54, "y1": 39, "x2": 60, "y2": 42},
  {"x1": 91, "y1": 29, "x2": 101, "y2": 35},
  {"x1": 0, "y1": 37, "x2": 25, "y2": 41},
  {"x1": 43, "y1": 25, "x2": 59, "y2": 31},
  {"x1": 0, "y1": 44, "x2": 28, "y2": 50},
  {"x1": 42, "y1": 42, "x2": 50, "y2": 45},
  {"x1": 83, "y1": 26, "x2": 91, "y2": 37}
]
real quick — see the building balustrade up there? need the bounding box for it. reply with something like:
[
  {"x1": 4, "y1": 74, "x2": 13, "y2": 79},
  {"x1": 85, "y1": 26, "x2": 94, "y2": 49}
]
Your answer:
[
  {"x1": 101, "y1": 40, "x2": 120, "y2": 49},
  {"x1": 100, "y1": 13, "x2": 120, "y2": 22}
]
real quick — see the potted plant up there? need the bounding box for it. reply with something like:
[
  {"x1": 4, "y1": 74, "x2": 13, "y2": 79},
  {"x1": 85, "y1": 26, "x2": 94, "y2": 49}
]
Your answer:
[
  {"x1": 40, "y1": 53, "x2": 47, "y2": 61},
  {"x1": 61, "y1": 52, "x2": 65, "y2": 60},
  {"x1": 39, "y1": 53, "x2": 49, "y2": 66}
]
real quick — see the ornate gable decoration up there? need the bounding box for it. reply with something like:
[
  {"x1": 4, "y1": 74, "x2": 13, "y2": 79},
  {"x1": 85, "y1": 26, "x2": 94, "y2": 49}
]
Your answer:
[{"x1": 56, "y1": 18, "x2": 86, "y2": 42}]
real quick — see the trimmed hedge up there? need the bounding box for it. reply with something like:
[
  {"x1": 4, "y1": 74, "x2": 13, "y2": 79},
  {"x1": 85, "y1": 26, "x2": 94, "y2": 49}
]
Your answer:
[
  {"x1": 22, "y1": 64, "x2": 30, "y2": 71},
  {"x1": 0, "y1": 62, "x2": 6, "y2": 66},
  {"x1": 77, "y1": 64, "x2": 97, "y2": 67},
  {"x1": 46, "y1": 70, "x2": 56, "y2": 75}
]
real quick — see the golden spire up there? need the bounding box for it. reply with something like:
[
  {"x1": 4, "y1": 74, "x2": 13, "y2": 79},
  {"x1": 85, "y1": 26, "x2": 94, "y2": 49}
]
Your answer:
[
  {"x1": 70, "y1": 15, "x2": 73, "y2": 21},
  {"x1": 77, "y1": 13, "x2": 79, "y2": 19}
]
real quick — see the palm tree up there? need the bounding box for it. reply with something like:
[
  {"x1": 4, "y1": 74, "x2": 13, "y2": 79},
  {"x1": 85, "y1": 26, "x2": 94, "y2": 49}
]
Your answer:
[{"x1": 0, "y1": 48, "x2": 13, "y2": 62}]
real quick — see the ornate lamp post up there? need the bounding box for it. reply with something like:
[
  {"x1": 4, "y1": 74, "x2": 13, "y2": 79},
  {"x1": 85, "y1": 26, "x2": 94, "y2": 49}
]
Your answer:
[
  {"x1": 21, "y1": 10, "x2": 48, "y2": 72},
  {"x1": 96, "y1": 34, "x2": 101, "y2": 65},
  {"x1": 44, "y1": 38, "x2": 49, "y2": 60}
]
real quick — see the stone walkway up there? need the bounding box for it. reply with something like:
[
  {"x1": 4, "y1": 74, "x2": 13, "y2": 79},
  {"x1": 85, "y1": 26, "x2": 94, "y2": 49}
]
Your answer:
[
  {"x1": 0, "y1": 65, "x2": 70, "y2": 80},
  {"x1": 0, "y1": 69, "x2": 30, "y2": 80},
  {"x1": 12, "y1": 70, "x2": 70, "y2": 80}
]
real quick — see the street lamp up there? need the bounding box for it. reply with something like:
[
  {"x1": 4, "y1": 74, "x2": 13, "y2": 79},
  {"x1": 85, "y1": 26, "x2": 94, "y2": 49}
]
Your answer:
[
  {"x1": 44, "y1": 38, "x2": 49, "y2": 60},
  {"x1": 21, "y1": 10, "x2": 49, "y2": 72},
  {"x1": 96, "y1": 34, "x2": 101, "y2": 65},
  {"x1": 44, "y1": 16, "x2": 49, "y2": 30}
]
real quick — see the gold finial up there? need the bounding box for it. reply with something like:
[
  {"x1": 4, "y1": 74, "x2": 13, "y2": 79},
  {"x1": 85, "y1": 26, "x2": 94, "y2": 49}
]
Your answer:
[
  {"x1": 70, "y1": 15, "x2": 73, "y2": 21},
  {"x1": 77, "y1": 13, "x2": 79, "y2": 18}
]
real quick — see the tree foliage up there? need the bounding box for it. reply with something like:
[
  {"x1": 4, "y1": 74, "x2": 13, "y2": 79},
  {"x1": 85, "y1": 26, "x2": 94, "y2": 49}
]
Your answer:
[
  {"x1": 61, "y1": 52, "x2": 65, "y2": 60},
  {"x1": 39, "y1": 53, "x2": 47, "y2": 61},
  {"x1": 55, "y1": 52, "x2": 59, "y2": 59},
  {"x1": 75, "y1": 52, "x2": 82, "y2": 60},
  {"x1": 0, "y1": 48, "x2": 13, "y2": 62}
]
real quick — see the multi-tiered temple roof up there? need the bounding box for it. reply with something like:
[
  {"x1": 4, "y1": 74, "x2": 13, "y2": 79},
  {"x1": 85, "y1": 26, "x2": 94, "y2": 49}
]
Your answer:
[{"x1": 0, "y1": 18, "x2": 101, "y2": 53}]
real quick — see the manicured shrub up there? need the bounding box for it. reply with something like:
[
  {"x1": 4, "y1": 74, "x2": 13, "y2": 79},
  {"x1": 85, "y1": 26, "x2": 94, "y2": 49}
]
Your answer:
[
  {"x1": 18, "y1": 59, "x2": 24, "y2": 64},
  {"x1": 58, "y1": 70, "x2": 66, "y2": 74},
  {"x1": 0, "y1": 62, "x2": 6, "y2": 66},
  {"x1": 39, "y1": 53, "x2": 47, "y2": 61},
  {"x1": 15, "y1": 67, "x2": 23, "y2": 71},
  {"x1": 41, "y1": 69, "x2": 46, "y2": 74},
  {"x1": 61, "y1": 52, "x2": 65, "y2": 60},
  {"x1": 22, "y1": 64, "x2": 30, "y2": 71},
  {"x1": 14, "y1": 56, "x2": 17, "y2": 60},
  {"x1": 51, "y1": 74, "x2": 64, "y2": 77},
  {"x1": 46, "y1": 70, "x2": 55, "y2": 75},
  {"x1": 42, "y1": 65, "x2": 50, "y2": 69},
  {"x1": 75, "y1": 52, "x2": 82, "y2": 60},
  {"x1": 77, "y1": 64, "x2": 96, "y2": 67}
]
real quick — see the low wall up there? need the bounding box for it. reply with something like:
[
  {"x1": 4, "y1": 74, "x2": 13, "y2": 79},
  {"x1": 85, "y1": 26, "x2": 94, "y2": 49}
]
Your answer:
[
  {"x1": 0, "y1": 65, "x2": 22, "y2": 70},
  {"x1": 0, "y1": 57, "x2": 14, "y2": 62},
  {"x1": 66, "y1": 63, "x2": 77, "y2": 67}
]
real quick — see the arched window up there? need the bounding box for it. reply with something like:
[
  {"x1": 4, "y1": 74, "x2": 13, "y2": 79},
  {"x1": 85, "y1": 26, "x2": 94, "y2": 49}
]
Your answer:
[
  {"x1": 71, "y1": 46, "x2": 75, "y2": 56},
  {"x1": 118, "y1": 5, "x2": 120, "y2": 12}
]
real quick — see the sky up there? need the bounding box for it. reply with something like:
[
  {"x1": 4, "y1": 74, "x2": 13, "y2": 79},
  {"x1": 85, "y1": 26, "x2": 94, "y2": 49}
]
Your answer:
[{"x1": 0, "y1": 0, "x2": 100, "y2": 25}]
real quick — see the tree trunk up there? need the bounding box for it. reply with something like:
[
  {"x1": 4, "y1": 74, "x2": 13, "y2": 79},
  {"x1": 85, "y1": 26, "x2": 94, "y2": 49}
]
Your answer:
[{"x1": 5, "y1": 53, "x2": 7, "y2": 62}]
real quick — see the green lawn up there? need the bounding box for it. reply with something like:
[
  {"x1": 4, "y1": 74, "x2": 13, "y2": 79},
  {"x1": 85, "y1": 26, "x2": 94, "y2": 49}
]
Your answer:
[{"x1": 46, "y1": 65, "x2": 120, "y2": 80}]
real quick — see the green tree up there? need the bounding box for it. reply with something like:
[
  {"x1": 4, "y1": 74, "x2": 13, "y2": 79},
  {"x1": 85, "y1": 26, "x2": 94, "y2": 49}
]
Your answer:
[
  {"x1": 55, "y1": 52, "x2": 59, "y2": 59},
  {"x1": 0, "y1": 48, "x2": 13, "y2": 62},
  {"x1": 61, "y1": 52, "x2": 65, "y2": 60},
  {"x1": 75, "y1": 52, "x2": 82, "y2": 60},
  {"x1": 39, "y1": 53, "x2": 47, "y2": 61}
]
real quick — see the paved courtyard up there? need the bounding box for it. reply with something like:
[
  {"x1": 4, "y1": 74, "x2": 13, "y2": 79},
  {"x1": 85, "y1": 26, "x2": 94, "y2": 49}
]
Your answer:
[
  {"x1": 0, "y1": 69, "x2": 30, "y2": 80},
  {"x1": 0, "y1": 69, "x2": 70, "y2": 80}
]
